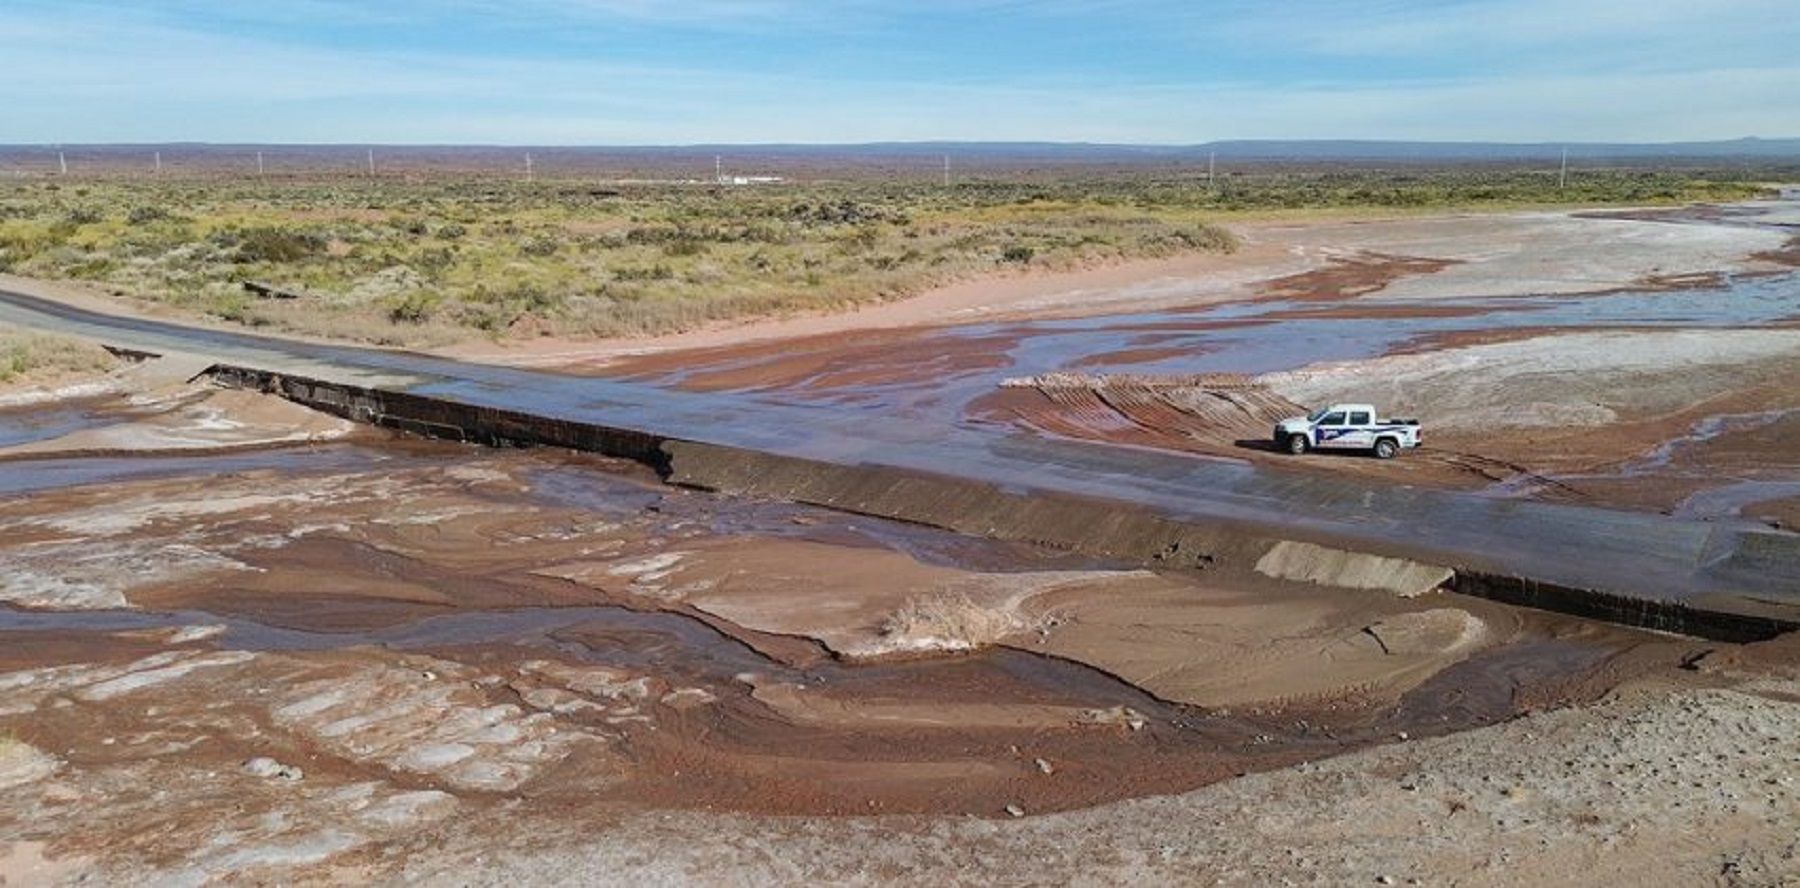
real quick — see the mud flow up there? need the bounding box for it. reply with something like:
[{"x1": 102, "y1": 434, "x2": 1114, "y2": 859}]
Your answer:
[
  {"x1": 3, "y1": 202, "x2": 1798, "y2": 883},
  {"x1": 0, "y1": 406, "x2": 1702, "y2": 830},
  {"x1": 600, "y1": 217, "x2": 1800, "y2": 523}
]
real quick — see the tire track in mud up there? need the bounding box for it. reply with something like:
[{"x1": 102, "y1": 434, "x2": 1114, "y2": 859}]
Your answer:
[{"x1": 991, "y1": 372, "x2": 1567, "y2": 493}]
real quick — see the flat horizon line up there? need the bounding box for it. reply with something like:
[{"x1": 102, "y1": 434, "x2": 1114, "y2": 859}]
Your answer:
[{"x1": 5, "y1": 136, "x2": 1798, "y2": 150}]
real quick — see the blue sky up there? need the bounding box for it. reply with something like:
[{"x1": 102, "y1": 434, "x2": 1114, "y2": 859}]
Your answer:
[{"x1": 4, "y1": 0, "x2": 1796, "y2": 145}]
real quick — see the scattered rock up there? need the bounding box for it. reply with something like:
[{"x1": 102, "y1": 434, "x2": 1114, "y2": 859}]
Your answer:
[
  {"x1": 242, "y1": 756, "x2": 304, "y2": 781},
  {"x1": 1078, "y1": 705, "x2": 1148, "y2": 731},
  {"x1": 1005, "y1": 804, "x2": 1025, "y2": 818}
]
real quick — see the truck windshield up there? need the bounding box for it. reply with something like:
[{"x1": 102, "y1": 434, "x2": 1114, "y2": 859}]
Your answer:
[{"x1": 1306, "y1": 406, "x2": 1330, "y2": 422}]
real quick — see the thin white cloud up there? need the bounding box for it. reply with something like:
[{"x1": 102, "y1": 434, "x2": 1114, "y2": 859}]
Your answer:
[
  {"x1": 1, "y1": 0, "x2": 1794, "y2": 143},
  {"x1": 1210, "y1": 0, "x2": 1796, "y2": 70}
]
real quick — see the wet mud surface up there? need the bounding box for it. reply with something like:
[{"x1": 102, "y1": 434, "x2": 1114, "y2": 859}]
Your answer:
[
  {"x1": 598, "y1": 204, "x2": 1800, "y2": 522},
  {"x1": 0, "y1": 418, "x2": 1706, "y2": 828},
  {"x1": 2, "y1": 425, "x2": 1778, "y2": 884},
  {"x1": 3, "y1": 202, "x2": 1799, "y2": 883}
]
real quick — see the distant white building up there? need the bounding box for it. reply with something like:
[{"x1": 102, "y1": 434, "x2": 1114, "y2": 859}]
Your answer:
[
  {"x1": 713, "y1": 155, "x2": 783, "y2": 185},
  {"x1": 1780, "y1": 185, "x2": 1800, "y2": 200}
]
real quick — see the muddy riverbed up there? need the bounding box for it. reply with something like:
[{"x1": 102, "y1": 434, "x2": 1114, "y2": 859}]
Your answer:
[
  {"x1": 3, "y1": 202, "x2": 1799, "y2": 884},
  {"x1": 0, "y1": 389, "x2": 1770, "y2": 885},
  {"x1": 595, "y1": 204, "x2": 1800, "y2": 527}
]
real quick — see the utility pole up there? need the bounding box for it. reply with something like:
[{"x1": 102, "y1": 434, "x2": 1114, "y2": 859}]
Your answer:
[
  {"x1": 154, "y1": 151, "x2": 162, "y2": 174},
  {"x1": 1558, "y1": 148, "x2": 1569, "y2": 190},
  {"x1": 1208, "y1": 151, "x2": 1216, "y2": 186},
  {"x1": 257, "y1": 151, "x2": 265, "y2": 177},
  {"x1": 59, "y1": 151, "x2": 67, "y2": 175},
  {"x1": 942, "y1": 154, "x2": 950, "y2": 187},
  {"x1": 367, "y1": 148, "x2": 375, "y2": 176},
  {"x1": 525, "y1": 153, "x2": 534, "y2": 184},
  {"x1": 715, "y1": 154, "x2": 722, "y2": 183}
]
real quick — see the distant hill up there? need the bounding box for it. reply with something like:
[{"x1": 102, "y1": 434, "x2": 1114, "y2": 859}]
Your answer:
[
  {"x1": 679, "y1": 138, "x2": 1800, "y2": 161},
  {"x1": 11, "y1": 138, "x2": 1798, "y2": 160},
  {"x1": 4, "y1": 138, "x2": 1794, "y2": 178},
  {"x1": 1190, "y1": 138, "x2": 1800, "y2": 161}
]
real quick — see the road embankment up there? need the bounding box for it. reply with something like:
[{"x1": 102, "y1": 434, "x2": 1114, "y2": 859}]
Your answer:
[{"x1": 202, "y1": 362, "x2": 1800, "y2": 642}]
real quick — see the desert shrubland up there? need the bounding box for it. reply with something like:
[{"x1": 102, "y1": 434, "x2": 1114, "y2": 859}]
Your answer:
[{"x1": 0, "y1": 164, "x2": 1770, "y2": 346}]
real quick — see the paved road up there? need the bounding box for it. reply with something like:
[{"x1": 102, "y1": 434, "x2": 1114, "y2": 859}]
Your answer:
[{"x1": 4, "y1": 287, "x2": 1797, "y2": 626}]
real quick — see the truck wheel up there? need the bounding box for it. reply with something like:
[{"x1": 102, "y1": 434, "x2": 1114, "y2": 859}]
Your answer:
[
  {"x1": 1374, "y1": 438, "x2": 1398, "y2": 460},
  {"x1": 1286, "y1": 434, "x2": 1309, "y2": 455}
]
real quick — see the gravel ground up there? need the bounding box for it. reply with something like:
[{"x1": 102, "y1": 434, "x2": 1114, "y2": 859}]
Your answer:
[{"x1": 403, "y1": 678, "x2": 1800, "y2": 887}]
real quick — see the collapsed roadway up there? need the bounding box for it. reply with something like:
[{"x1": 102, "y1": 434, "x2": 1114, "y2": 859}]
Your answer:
[{"x1": 4, "y1": 285, "x2": 1796, "y2": 642}]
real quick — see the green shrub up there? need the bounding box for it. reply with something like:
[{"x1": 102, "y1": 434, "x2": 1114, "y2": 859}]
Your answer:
[
  {"x1": 386, "y1": 289, "x2": 441, "y2": 323},
  {"x1": 126, "y1": 205, "x2": 171, "y2": 225},
  {"x1": 233, "y1": 226, "x2": 325, "y2": 263}
]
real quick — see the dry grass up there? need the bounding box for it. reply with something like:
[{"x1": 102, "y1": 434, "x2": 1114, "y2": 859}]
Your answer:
[
  {"x1": 881, "y1": 590, "x2": 1022, "y2": 652},
  {"x1": 0, "y1": 166, "x2": 1768, "y2": 348},
  {"x1": 0, "y1": 325, "x2": 117, "y2": 383},
  {"x1": 0, "y1": 177, "x2": 1241, "y2": 347}
]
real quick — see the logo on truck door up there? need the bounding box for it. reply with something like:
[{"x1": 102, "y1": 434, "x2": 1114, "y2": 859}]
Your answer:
[{"x1": 1317, "y1": 412, "x2": 1347, "y2": 442}]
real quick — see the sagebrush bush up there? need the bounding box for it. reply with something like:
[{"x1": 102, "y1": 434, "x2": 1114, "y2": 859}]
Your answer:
[{"x1": 231, "y1": 226, "x2": 326, "y2": 263}]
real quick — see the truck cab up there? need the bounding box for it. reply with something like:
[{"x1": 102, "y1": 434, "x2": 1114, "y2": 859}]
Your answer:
[{"x1": 1274, "y1": 403, "x2": 1421, "y2": 459}]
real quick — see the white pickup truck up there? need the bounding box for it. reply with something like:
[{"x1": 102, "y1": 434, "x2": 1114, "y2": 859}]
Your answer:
[{"x1": 1274, "y1": 403, "x2": 1421, "y2": 459}]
